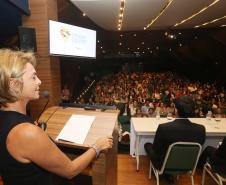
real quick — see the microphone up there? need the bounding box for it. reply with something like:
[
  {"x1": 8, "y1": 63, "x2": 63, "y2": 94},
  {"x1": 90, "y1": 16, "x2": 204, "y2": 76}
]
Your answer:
[
  {"x1": 42, "y1": 90, "x2": 50, "y2": 99},
  {"x1": 36, "y1": 90, "x2": 50, "y2": 130}
]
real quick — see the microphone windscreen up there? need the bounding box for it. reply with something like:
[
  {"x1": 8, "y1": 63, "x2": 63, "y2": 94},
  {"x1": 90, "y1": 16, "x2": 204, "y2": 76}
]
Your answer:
[{"x1": 42, "y1": 90, "x2": 49, "y2": 98}]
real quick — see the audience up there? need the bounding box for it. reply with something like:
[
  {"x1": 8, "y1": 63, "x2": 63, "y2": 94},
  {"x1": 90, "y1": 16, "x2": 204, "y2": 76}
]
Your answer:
[{"x1": 82, "y1": 71, "x2": 225, "y2": 118}]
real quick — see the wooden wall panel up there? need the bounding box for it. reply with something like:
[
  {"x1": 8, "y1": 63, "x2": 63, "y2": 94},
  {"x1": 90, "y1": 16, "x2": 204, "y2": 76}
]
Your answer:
[{"x1": 22, "y1": 0, "x2": 61, "y2": 119}]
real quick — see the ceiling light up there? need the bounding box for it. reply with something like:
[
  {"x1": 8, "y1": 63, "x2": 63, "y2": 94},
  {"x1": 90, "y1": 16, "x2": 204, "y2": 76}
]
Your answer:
[
  {"x1": 82, "y1": 13, "x2": 86, "y2": 16},
  {"x1": 117, "y1": 0, "x2": 126, "y2": 30},
  {"x1": 144, "y1": 0, "x2": 174, "y2": 30},
  {"x1": 165, "y1": 32, "x2": 176, "y2": 39},
  {"x1": 174, "y1": 0, "x2": 221, "y2": 27},
  {"x1": 194, "y1": 15, "x2": 226, "y2": 28}
]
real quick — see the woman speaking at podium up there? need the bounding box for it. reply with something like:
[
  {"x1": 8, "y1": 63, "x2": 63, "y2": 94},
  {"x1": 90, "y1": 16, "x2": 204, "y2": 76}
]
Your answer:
[{"x1": 0, "y1": 49, "x2": 113, "y2": 185}]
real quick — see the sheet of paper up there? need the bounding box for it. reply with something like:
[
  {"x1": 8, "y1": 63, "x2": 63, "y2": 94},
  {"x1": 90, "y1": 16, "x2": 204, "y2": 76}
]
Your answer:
[{"x1": 56, "y1": 115, "x2": 95, "y2": 144}]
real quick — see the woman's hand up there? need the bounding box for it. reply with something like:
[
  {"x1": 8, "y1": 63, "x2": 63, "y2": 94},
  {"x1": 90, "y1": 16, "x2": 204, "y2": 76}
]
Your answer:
[{"x1": 94, "y1": 136, "x2": 113, "y2": 151}]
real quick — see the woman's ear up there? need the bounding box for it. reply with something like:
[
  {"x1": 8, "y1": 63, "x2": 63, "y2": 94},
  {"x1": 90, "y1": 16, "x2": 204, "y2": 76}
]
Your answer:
[{"x1": 9, "y1": 78, "x2": 22, "y2": 95}]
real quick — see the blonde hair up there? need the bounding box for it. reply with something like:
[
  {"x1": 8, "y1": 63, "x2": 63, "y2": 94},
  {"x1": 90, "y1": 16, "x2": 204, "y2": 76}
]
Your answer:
[{"x1": 0, "y1": 49, "x2": 37, "y2": 107}]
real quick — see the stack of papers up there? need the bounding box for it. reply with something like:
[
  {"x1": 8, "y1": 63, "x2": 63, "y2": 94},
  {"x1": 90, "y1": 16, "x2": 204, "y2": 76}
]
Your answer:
[{"x1": 56, "y1": 115, "x2": 95, "y2": 144}]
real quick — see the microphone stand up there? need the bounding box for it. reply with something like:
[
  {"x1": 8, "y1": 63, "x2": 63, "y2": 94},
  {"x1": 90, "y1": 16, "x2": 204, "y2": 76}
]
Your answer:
[{"x1": 36, "y1": 98, "x2": 49, "y2": 130}]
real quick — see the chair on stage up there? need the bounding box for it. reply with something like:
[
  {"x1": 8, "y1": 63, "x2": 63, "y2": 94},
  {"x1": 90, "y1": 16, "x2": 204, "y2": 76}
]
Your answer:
[
  {"x1": 148, "y1": 142, "x2": 202, "y2": 185},
  {"x1": 201, "y1": 162, "x2": 226, "y2": 185}
]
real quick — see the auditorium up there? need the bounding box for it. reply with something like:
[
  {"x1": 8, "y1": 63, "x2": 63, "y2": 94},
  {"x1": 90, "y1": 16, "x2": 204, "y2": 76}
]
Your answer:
[{"x1": 0, "y1": 0, "x2": 226, "y2": 185}]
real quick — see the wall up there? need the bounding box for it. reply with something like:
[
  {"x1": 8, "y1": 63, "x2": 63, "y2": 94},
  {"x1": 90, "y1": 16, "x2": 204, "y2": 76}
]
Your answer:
[{"x1": 22, "y1": 0, "x2": 61, "y2": 119}]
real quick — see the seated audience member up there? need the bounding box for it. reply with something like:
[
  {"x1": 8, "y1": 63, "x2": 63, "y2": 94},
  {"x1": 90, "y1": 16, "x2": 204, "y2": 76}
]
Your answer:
[
  {"x1": 141, "y1": 100, "x2": 150, "y2": 117},
  {"x1": 61, "y1": 84, "x2": 71, "y2": 103},
  {"x1": 144, "y1": 96, "x2": 206, "y2": 170},
  {"x1": 198, "y1": 136, "x2": 226, "y2": 174}
]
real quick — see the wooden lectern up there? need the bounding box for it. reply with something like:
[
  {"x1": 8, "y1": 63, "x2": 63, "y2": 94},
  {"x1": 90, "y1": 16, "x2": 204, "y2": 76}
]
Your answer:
[{"x1": 39, "y1": 106, "x2": 118, "y2": 185}]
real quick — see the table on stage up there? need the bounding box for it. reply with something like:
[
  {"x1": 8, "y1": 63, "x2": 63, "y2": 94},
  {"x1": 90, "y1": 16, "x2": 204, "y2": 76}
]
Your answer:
[
  {"x1": 130, "y1": 117, "x2": 226, "y2": 171},
  {"x1": 39, "y1": 106, "x2": 119, "y2": 185}
]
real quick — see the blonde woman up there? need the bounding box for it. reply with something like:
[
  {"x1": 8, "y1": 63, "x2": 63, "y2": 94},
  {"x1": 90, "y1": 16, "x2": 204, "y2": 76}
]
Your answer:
[{"x1": 0, "y1": 49, "x2": 113, "y2": 185}]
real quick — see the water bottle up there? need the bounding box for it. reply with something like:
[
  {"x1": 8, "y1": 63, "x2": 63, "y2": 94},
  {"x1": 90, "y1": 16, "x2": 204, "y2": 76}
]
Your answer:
[
  {"x1": 156, "y1": 109, "x2": 160, "y2": 120},
  {"x1": 167, "y1": 112, "x2": 173, "y2": 120},
  {"x1": 206, "y1": 111, "x2": 212, "y2": 120}
]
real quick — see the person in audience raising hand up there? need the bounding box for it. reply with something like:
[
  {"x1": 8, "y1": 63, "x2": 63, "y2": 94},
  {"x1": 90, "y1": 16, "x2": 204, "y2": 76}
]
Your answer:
[{"x1": 0, "y1": 49, "x2": 113, "y2": 185}]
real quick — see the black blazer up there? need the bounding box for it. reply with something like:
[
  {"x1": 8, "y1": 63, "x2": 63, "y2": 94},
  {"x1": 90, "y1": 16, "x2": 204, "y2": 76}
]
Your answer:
[
  {"x1": 206, "y1": 136, "x2": 226, "y2": 173},
  {"x1": 152, "y1": 119, "x2": 206, "y2": 160},
  {"x1": 216, "y1": 136, "x2": 226, "y2": 160}
]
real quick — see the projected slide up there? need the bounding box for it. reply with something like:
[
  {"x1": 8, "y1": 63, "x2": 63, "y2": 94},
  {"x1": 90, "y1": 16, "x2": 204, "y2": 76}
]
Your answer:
[{"x1": 49, "y1": 20, "x2": 96, "y2": 58}]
